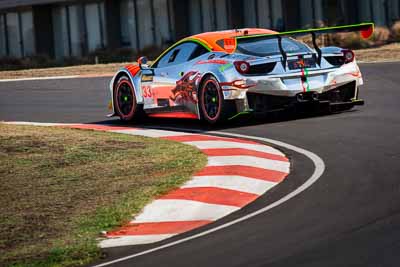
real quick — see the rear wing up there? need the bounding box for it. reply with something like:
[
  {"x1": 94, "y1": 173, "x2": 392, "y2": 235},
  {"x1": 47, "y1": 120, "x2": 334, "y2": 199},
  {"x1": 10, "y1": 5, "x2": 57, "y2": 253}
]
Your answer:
[{"x1": 224, "y1": 23, "x2": 374, "y2": 68}]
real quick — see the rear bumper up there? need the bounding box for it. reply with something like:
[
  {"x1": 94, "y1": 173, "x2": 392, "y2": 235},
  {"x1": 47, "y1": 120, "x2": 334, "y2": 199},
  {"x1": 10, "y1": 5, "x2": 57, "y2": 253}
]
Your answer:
[
  {"x1": 245, "y1": 81, "x2": 363, "y2": 114},
  {"x1": 294, "y1": 97, "x2": 364, "y2": 111},
  {"x1": 223, "y1": 61, "x2": 363, "y2": 100},
  {"x1": 329, "y1": 98, "x2": 364, "y2": 106}
]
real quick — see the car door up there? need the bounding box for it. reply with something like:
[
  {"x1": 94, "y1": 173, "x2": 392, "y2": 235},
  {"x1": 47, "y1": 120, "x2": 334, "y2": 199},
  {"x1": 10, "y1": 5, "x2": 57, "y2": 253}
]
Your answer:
[{"x1": 143, "y1": 41, "x2": 208, "y2": 113}]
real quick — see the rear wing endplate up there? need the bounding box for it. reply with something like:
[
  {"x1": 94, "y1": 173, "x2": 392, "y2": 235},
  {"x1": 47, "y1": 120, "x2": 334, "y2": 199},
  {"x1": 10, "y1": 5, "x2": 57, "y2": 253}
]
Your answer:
[{"x1": 225, "y1": 23, "x2": 374, "y2": 69}]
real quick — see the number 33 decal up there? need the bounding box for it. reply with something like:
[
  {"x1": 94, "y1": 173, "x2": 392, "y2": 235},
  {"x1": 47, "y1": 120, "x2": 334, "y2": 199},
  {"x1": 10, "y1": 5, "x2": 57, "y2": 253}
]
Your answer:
[{"x1": 142, "y1": 86, "x2": 152, "y2": 98}]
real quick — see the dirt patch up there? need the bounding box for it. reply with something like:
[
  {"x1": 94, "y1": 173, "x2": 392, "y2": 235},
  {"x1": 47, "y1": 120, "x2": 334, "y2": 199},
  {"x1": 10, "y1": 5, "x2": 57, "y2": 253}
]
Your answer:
[
  {"x1": 0, "y1": 124, "x2": 207, "y2": 266},
  {"x1": 0, "y1": 62, "x2": 129, "y2": 80},
  {"x1": 354, "y1": 43, "x2": 400, "y2": 62}
]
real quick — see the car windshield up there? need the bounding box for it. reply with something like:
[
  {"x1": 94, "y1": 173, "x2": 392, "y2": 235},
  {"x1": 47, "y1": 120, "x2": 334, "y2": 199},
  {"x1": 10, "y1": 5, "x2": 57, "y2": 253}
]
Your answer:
[{"x1": 235, "y1": 37, "x2": 311, "y2": 57}]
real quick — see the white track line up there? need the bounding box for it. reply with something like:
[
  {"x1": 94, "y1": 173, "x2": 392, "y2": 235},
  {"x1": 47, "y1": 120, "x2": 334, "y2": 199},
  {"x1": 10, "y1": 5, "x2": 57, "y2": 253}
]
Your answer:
[
  {"x1": 358, "y1": 60, "x2": 400, "y2": 64},
  {"x1": 100, "y1": 234, "x2": 175, "y2": 248},
  {"x1": 91, "y1": 131, "x2": 325, "y2": 267},
  {"x1": 0, "y1": 75, "x2": 79, "y2": 82},
  {"x1": 181, "y1": 175, "x2": 276, "y2": 195},
  {"x1": 184, "y1": 140, "x2": 284, "y2": 156},
  {"x1": 130, "y1": 199, "x2": 239, "y2": 223},
  {"x1": 207, "y1": 155, "x2": 290, "y2": 173},
  {"x1": 3, "y1": 121, "x2": 68, "y2": 126},
  {"x1": 110, "y1": 129, "x2": 195, "y2": 137}
]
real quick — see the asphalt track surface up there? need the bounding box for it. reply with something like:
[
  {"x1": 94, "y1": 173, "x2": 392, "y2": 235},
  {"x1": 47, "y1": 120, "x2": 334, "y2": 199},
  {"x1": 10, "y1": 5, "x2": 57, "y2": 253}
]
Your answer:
[{"x1": 1, "y1": 62, "x2": 400, "y2": 266}]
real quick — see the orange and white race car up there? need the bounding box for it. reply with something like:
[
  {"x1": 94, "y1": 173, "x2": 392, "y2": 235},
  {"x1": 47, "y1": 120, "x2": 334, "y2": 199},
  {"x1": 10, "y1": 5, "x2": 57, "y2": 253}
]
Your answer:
[{"x1": 108, "y1": 23, "x2": 373, "y2": 124}]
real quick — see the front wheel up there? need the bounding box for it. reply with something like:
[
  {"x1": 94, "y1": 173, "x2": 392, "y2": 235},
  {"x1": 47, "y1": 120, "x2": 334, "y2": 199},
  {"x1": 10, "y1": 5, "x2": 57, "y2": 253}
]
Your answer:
[
  {"x1": 198, "y1": 76, "x2": 235, "y2": 124},
  {"x1": 113, "y1": 75, "x2": 144, "y2": 122}
]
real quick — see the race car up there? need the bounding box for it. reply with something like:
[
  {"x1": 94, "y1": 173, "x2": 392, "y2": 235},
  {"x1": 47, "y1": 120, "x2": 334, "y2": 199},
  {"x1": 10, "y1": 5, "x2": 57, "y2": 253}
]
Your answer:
[{"x1": 108, "y1": 23, "x2": 374, "y2": 124}]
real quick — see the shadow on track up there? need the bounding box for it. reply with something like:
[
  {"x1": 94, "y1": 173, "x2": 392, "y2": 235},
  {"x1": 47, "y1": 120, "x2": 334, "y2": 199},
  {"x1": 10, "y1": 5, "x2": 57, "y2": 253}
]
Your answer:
[{"x1": 90, "y1": 108, "x2": 358, "y2": 133}]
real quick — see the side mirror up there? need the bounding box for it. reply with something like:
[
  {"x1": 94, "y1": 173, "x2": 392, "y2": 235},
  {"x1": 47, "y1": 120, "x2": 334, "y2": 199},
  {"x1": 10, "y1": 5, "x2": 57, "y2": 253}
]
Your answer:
[
  {"x1": 137, "y1": 56, "x2": 149, "y2": 69},
  {"x1": 137, "y1": 56, "x2": 154, "y2": 76}
]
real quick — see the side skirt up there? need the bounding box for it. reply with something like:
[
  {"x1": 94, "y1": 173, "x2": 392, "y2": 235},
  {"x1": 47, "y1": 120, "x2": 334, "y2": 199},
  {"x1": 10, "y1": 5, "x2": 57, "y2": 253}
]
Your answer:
[{"x1": 145, "y1": 106, "x2": 199, "y2": 119}]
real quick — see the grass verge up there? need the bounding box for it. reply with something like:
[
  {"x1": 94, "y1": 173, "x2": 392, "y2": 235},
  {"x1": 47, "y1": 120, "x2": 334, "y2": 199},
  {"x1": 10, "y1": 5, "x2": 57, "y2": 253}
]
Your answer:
[{"x1": 0, "y1": 124, "x2": 207, "y2": 267}]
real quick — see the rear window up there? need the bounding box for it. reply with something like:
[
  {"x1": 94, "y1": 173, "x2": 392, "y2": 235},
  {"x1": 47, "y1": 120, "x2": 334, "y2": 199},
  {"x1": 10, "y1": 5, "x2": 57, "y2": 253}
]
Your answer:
[{"x1": 235, "y1": 37, "x2": 311, "y2": 57}]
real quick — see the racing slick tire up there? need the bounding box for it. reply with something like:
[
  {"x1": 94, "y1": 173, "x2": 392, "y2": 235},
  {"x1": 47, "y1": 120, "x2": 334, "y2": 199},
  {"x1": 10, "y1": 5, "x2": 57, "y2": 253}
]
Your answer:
[
  {"x1": 113, "y1": 75, "x2": 144, "y2": 122},
  {"x1": 199, "y1": 75, "x2": 236, "y2": 124}
]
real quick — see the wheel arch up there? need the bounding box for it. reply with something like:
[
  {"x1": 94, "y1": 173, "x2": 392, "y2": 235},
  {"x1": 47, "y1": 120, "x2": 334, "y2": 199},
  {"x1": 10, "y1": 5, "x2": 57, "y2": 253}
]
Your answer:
[
  {"x1": 195, "y1": 72, "x2": 218, "y2": 115},
  {"x1": 110, "y1": 66, "x2": 143, "y2": 114},
  {"x1": 197, "y1": 70, "x2": 225, "y2": 97},
  {"x1": 197, "y1": 71, "x2": 237, "y2": 123}
]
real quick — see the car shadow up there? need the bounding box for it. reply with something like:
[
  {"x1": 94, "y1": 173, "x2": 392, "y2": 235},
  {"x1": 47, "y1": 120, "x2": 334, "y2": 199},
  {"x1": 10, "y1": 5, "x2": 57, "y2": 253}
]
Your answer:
[{"x1": 90, "y1": 109, "x2": 359, "y2": 133}]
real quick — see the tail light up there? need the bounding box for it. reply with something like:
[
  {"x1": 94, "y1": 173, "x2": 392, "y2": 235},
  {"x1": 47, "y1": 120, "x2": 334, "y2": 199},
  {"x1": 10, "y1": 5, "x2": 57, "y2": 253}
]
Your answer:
[
  {"x1": 234, "y1": 61, "x2": 250, "y2": 74},
  {"x1": 342, "y1": 49, "x2": 355, "y2": 63}
]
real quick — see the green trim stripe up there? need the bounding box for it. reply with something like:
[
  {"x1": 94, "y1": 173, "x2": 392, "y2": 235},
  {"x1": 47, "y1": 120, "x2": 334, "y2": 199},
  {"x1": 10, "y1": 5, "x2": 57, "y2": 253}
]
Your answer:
[
  {"x1": 151, "y1": 23, "x2": 373, "y2": 67},
  {"x1": 151, "y1": 38, "x2": 212, "y2": 68},
  {"x1": 304, "y1": 68, "x2": 310, "y2": 92},
  {"x1": 219, "y1": 63, "x2": 233, "y2": 72},
  {"x1": 228, "y1": 111, "x2": 252, "y2": 120}
]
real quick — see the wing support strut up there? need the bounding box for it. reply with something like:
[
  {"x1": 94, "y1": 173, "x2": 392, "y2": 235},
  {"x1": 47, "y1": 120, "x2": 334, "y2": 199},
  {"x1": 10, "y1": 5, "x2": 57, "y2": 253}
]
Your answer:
[
  {"x1": 277, "y1": 36, "x2": 287, "y2": 71},
  {"x1": 312, "y1": 32, "x2": 322, "y2": 66}
]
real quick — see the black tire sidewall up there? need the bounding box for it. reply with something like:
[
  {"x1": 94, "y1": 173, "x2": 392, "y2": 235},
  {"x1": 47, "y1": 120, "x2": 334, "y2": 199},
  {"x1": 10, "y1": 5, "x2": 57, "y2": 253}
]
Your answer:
[
  {"x1": 199, "y1": 76, "x2": 224, "y2": 124},
  {"x1": 114, "y1": 76, "x2": 137, "y2": 121}
]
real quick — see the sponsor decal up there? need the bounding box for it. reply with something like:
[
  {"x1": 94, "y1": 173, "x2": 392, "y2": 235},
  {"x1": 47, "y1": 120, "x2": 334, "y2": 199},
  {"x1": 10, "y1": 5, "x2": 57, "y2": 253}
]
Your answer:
[
  {"x1": 297, "y1": 58, "x2": 311, "y2": 93},
  {"x1": 288, "y1": 57, "x2": 316, "y2": 70},
  {"x1": 141, "y1": 75, "x2": 154, "y2": 82},
  {"x1": 223, "y1": 37, "x2": 237, "y2": 53},
  {"x1": 170, "y1": 71, "x2": 202, "y2": 103},
  {"x1": 196, "y1": 59, "x2": 228, "y2": 65},
  {"x1": 220, "y1": 79, "x2": 256, "y2": 89},
  {"x1": 142, "y1": 85, "x2": 153, "y2": 98},
  {"x1": 300, "y1": 67, "x2": 310, "y2": 93}
]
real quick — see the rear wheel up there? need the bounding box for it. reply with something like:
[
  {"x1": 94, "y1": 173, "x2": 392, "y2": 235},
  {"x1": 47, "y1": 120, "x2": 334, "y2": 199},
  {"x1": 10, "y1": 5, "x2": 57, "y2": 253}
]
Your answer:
[
  {"x1": 199, "y1": 75, "x2": 235, "y2": 124},
  {"x1": 113, "y1": 75, "x2": 143, "y2": 121}
]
